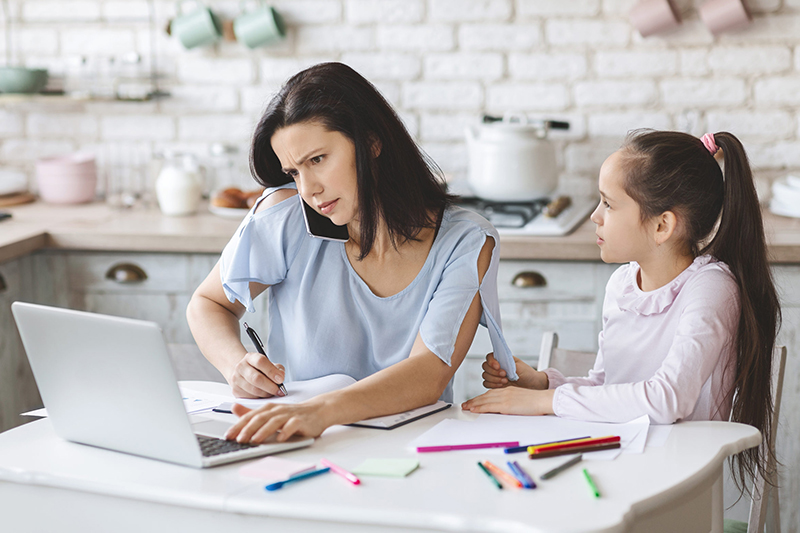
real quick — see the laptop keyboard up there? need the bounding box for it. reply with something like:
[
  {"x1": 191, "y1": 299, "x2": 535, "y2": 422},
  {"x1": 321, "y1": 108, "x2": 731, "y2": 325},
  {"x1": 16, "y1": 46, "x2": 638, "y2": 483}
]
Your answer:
[{"x1": 196, "y1": 434, "x2": 258, "y2": 457}]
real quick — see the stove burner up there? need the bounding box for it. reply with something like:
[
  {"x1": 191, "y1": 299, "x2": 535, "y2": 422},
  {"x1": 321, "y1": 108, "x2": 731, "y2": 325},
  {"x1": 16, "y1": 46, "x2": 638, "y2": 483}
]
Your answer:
[{"x1": 455, "y1": 197, "x2": 550, "y2": 228}]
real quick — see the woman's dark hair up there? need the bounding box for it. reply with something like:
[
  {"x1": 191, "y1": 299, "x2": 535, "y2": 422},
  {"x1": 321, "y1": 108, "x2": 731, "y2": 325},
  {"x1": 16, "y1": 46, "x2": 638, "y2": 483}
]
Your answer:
[
  {"x1": 250, "y1": 62, "x2": 453, "y2": 259},
  {"x1": 619, "y1": 129, "x2": 781, "y2": 495}
]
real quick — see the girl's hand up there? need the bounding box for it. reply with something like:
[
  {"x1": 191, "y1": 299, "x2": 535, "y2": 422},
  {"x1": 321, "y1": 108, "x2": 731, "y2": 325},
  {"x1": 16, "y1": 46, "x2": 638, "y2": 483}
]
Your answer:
[
  {"x1": 482, "y1": 353, "x2": 548, "y2": 390},
  {"x1": 228, "y1": 353, "x2": 286, "y2": 399},
  {"x1": 461, "y1": 388, "x2": 556, "y2": 416},
  {"x1": 224, "y1": 400, "x2": 334, "y2": 444}
]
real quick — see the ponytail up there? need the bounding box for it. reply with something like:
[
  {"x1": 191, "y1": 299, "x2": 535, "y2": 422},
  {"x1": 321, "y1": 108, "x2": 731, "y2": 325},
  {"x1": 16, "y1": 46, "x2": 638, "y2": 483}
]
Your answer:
[
  {"x1": 703, "y1": 132, "x2": 781, "y2": 495},
  {"x1": 620, "y1": 130, "x2": 780, "y2": 494}
]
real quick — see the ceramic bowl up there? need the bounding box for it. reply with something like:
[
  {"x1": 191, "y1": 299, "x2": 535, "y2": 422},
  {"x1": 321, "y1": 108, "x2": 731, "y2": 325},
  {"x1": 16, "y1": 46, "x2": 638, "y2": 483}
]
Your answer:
[
  {"x1": 0, "y1": 67, "x2": 48, "y2": 94},
  {"x1": 35, "y1": 153, "x2": 97, "y2": 204}
]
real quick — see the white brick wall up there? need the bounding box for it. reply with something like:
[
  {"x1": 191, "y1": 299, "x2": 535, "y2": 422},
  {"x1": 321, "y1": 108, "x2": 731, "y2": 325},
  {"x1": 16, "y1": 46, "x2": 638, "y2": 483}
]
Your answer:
[{"x1": 0, "y1": 0, "x2": 799, "y2": 202}]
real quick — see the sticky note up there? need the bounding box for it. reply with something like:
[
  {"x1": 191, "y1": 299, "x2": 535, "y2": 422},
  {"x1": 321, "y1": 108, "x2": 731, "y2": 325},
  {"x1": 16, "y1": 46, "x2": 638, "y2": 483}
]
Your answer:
[
  {"x1": 239, "y1": 456, "x2": 316, "y2": 481},
  {"x1": 351, "y1": 458, "x2": 420, "y2": 478}
]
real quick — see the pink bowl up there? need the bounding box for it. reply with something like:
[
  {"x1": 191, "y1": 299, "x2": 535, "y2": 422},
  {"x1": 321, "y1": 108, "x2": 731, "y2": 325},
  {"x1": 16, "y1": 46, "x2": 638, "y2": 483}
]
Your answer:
[{"x1": 36, "y1": 153, "x2": 98, "y2": 204}]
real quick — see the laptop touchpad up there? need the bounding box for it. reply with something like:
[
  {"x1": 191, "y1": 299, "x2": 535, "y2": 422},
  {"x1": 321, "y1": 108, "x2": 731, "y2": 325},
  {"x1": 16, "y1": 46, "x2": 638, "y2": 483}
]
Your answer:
[{"x1": 190, "y1": 416, "x2": 233, "y2": 439}]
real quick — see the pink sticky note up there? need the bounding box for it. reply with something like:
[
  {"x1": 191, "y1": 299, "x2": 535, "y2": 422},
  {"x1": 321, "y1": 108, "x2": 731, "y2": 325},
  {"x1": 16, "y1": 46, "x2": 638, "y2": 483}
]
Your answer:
[{"x1": 239, "y1": 456, "x2": 316, "y2": 481}]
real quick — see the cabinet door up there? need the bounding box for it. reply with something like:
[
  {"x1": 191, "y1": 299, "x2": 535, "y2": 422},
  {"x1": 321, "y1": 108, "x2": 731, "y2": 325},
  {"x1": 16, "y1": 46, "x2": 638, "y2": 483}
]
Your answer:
[{"x1": 0, "y1": 258, "x2": 43, "y2": 432}]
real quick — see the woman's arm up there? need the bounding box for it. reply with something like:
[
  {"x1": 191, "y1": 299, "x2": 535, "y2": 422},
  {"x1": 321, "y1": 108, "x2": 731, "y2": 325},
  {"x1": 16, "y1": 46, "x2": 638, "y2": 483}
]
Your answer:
[
  {"x1": 225, "y1": 237, "x2": 496, "y2": 443},
  {"x1": 186, "y1": 188, "x2": 297, "y2": 398}
]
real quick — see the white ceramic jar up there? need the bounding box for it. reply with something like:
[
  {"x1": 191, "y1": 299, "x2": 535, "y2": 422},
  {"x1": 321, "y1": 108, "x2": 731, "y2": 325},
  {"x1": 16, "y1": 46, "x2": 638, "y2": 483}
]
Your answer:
[
  {"x1": 155, "y1": 154, "x2": 202, "y2": 216},
  {"x1": 465, "y1": 115, "x2": 557, "y2": 202}
]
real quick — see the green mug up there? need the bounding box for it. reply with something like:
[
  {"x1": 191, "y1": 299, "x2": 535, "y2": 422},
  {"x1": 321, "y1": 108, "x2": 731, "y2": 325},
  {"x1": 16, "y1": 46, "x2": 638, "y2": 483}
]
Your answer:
[
  {"x1": 233, "y1": 2, "x2": 285, "y2": 49},
  {"x1": 171, "y1": 1, "x2": 222, "y2": 49}
]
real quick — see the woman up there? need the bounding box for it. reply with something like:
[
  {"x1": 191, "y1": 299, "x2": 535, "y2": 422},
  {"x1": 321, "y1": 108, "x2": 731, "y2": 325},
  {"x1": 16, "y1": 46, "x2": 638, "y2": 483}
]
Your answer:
[{"x1": 187, "y1": 62, "x2": 515, "y2": 444}]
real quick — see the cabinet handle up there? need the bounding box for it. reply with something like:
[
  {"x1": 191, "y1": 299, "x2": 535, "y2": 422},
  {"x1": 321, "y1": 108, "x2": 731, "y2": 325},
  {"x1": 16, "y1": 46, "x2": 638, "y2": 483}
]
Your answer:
[
  {"x1": 105, "y1": 263, "x2": 148, "y2": 284},
  {"x1": 512, "y1": 271, "x2": 546, "y2": 288},
  {"x1": 0, "y1": 272, "x2": 6, "y2": 293}
]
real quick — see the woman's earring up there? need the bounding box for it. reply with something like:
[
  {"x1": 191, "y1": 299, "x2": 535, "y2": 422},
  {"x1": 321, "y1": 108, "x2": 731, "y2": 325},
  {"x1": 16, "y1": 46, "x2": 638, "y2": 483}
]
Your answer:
[
  {"x1": 629, "y1": 0, "x2": 682, "y2": 38},
  {"x1": 699, "y1": 0, "x2": 752, "y2": 34}
]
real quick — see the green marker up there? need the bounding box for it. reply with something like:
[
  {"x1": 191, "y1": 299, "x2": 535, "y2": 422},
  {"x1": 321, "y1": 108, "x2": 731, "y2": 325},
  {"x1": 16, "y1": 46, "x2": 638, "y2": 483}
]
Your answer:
[
  {"x1": 583, "y1": 468, "x2": 600, "y2": 498},
  {"x1": 478, "y1": 461, "x2": 503, "y2": 489}
]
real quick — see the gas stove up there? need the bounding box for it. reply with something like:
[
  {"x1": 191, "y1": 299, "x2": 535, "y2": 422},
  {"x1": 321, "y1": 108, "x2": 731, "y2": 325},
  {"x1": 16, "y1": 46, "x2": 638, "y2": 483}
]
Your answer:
[{"x1": 455, "y1": 195, "x2": 597, "y2": 236}]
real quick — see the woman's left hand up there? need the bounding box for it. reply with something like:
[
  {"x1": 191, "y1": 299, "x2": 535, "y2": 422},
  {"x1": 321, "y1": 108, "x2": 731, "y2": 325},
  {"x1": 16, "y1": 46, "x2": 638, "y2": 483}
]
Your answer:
[
  {"x1": 461, "y1": 388, "x2": 556, "y2": 416},
  {"x1": 224, "y1": 400, "x2": 334, "y2": 444}
]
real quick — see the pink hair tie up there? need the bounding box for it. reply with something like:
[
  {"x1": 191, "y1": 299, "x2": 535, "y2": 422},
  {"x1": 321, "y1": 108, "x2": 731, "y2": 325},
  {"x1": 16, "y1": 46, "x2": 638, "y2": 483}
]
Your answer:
[{"x1": 701, "y1": 133, "x2": 719, "y2": 155}]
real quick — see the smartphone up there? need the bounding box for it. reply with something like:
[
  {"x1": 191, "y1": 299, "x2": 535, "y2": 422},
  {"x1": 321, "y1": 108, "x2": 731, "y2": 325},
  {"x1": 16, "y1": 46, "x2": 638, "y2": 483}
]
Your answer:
[{"x1": 299, "y1": 196, "x2": 349, "y2": 242}]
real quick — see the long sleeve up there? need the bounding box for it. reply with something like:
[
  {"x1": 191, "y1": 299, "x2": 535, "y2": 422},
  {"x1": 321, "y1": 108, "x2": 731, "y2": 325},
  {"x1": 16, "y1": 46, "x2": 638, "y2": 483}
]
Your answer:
[{"x1": 551, "y1": 258, "x2": 739, "y2": 424}]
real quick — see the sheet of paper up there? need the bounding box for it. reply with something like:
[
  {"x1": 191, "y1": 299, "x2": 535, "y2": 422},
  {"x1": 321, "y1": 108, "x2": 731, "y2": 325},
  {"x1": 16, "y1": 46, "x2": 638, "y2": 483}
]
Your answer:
[
  {"x1": 238, "y1": 456, "x2": 316, "y2": 481},
  {"x1": 409, "y1": 413, "x2": 650, "y2": 461},
  {"x1": 234, "y1": 374, "x2": 357, "y2": 408},
  {"x1": 351, "y1": 401, "x2": 450, "y2": 429},
  {"x1": 21, "y1": 407, "x2": 47, "y2": 417},
  {"x1": 182, "y1": 394, "x2": 223, "y2": 414},
  {"x1": 352, "y1": 459, "x2": 420, "y2": 478}
]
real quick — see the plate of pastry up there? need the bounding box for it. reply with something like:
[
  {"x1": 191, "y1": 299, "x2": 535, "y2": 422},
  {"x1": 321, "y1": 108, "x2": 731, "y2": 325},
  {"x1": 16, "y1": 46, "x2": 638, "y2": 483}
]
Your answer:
[{"x1": 210, "y1": 187, "x2": 264, "y2": 218}]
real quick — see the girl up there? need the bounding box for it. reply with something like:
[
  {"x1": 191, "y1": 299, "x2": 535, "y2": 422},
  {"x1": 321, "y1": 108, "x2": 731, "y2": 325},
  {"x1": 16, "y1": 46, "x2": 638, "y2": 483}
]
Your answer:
[
  {"x1": 462, "y1": 130, "x2": 780, "y2": 489},
  {"x1": 187, "y1": 63, "x2": 516, "y2": 445}
]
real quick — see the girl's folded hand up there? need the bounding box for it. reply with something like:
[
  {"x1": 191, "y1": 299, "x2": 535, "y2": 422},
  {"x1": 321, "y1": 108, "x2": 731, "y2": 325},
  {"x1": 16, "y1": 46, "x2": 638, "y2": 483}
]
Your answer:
[{"x1": 482, "y1": 353, "x2": 547, "y2": 390}]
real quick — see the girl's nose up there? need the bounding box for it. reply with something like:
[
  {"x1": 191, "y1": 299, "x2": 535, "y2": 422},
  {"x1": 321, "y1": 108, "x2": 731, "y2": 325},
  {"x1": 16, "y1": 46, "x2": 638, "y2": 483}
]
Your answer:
[{"x1": 590, "y1": 202, "x2": 603, "y2": 225}]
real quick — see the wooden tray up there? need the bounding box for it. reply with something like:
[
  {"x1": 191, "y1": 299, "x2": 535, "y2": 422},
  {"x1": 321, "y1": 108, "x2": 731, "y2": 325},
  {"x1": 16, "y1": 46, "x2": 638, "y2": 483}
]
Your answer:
[{"x1": 0, "y1": 192, "x2": 36, "y2": 207}]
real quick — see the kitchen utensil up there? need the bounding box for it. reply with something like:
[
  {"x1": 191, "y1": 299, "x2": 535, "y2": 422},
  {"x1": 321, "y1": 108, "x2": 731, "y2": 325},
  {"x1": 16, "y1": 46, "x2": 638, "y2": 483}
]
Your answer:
[
  {"x1": 0, "y1": 192, "x2": 35, "y2": 207},
  {"x1": 699, "y1": 0, "x2": 751, "y2": 34},
  {"x1": 629, "y1": 0, "x2": 681, "y2": 37},
  {"x1": 234, "y1": 1, "x2": 285, "y2": 49},
  {"x1": 0, "y1": 173, "x2": 27, "y2": 196},
  {"x1": 35, "y1": 153, "x2": 97, "y2": 204},
  {"x1": 0, "y1": 66, "x2": 48, "y2": 94},
  {"x1": 466, "y1": 114, "x2": 566, "y2": 202},
  {"x1": 170, "y1": 1, "x2": 222, "y2": 49}
]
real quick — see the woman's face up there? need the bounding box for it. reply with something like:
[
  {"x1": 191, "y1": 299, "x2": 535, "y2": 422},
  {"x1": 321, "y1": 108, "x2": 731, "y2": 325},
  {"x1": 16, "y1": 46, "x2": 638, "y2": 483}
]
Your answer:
[
  {"x1": 590, "y1": 150, "x2": 655, "y2": 264},
  {"x1": 271, "y1": 121, "x2": 359, "y2": 227}
]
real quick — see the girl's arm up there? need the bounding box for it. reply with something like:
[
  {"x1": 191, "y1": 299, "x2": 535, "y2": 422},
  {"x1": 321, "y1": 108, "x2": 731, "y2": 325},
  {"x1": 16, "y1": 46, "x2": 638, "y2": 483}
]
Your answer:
[{"x1": 224, "y1": 238, "x2": 495, "y2": 443}]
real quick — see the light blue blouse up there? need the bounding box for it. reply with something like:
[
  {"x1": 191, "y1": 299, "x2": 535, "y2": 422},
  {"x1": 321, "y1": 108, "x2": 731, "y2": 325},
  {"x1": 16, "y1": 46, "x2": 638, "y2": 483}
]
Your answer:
[{"x1": 219, "y1": 184, "x2": 517, "y2": 402}]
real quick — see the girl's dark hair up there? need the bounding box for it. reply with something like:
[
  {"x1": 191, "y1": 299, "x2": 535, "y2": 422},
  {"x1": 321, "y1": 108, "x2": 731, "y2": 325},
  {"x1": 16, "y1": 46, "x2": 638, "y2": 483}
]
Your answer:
[
  {"x1": 250, "y1": 62, "x2": 453, "y2": 259},
  {"x1": 620, "y1": 129, "x2": 781, "y2": 495}
]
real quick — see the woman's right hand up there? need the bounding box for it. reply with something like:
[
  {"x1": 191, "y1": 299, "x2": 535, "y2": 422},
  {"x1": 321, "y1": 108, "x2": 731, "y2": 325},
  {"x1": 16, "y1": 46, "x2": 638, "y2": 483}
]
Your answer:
[
  {"x1": 482, "y1": 353, "x2": 548, "y2": 390},
  {"x1": 228, "y1": 352, "x2": 286, "y2": 399}
]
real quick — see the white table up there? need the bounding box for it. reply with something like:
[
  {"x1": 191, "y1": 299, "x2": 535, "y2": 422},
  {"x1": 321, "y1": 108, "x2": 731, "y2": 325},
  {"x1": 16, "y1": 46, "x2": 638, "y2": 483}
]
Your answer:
[{"x1": 0, "y1": 382, "x2": 760, "y2": 533}]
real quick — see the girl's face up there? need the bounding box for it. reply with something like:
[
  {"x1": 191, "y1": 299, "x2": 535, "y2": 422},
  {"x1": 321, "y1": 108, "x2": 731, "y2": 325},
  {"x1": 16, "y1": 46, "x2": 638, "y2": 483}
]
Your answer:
[
  {"x1": 590, "y1": 151, "x2": 655, "y2": 264},
  {"x1": 271, "y1": 121, "x2": 359, "y2": 227}
]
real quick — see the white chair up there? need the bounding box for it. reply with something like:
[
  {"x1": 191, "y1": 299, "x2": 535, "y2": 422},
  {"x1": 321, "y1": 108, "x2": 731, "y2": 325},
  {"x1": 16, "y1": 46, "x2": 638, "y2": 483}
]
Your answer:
[
  {"x1": 535, "y1": 331, "x2": 597, "y2": 376},
  {"x1": 724, "y1": 344, "x2": 786, "y2": 533}
]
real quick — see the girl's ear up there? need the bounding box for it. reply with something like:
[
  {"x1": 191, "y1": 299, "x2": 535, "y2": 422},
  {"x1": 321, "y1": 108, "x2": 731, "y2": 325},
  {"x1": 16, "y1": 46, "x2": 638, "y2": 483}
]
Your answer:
[{"x1": 653, "y1": 211, "x2": 678, "y2": 246}]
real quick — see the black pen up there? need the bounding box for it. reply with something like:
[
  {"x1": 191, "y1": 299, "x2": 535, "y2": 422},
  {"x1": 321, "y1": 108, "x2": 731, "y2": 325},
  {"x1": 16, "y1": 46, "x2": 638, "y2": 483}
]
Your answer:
[{"x1": 242, "y1": 322, "x2": 287, "y2": 396}]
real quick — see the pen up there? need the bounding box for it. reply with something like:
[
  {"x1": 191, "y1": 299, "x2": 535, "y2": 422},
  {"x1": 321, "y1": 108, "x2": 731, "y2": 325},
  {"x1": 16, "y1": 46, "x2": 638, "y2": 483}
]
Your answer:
[
  {"x1": 320, "y1": 458, "x2": 360, "y2": 486},
  {"x1": 483, "y1": 461, "x2": 522, "y2": 488},
  {"x1": 583, "y1": 468, "x2": 601, "y2": 498},
  {"x1": 477, "y1": 462, "x2": 502, "y2": 489},
  {"x1": 507, "y1": 460, "x2": 537, "y2": 489},
  {"x1": 528, "y1": 435, "x2": 620, "y2": 454},
  {"x1": 243, "y1": 322, "x2": 287, "y2": 396},
  {"x1": 529, "y1": 441, "x2": 620, "y2": 459},
  {"x1": 265, "y1": 467, "x2": 330, "y2": 491},
  {"x1": 540, "y1": 454, "x2": 583, "y2": 480},
  {"x1": 416, "y1": 441, "x2": 518, "y2": 453},
  {"x1": 505, "y1": 436, "x2": 591, "y2": 454}
]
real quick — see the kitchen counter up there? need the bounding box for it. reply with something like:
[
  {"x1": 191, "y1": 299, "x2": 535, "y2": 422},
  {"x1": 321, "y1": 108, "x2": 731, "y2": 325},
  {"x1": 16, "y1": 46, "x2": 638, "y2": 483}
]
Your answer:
[{"x1": 2, "y1": 200, "x2": 800, "y2": 263}]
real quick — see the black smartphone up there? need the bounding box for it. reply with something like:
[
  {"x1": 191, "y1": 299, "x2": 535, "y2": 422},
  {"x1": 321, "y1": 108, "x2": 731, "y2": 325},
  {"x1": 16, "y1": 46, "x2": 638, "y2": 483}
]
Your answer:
[
  {"x1": 0, "y1": 212, "x2": 11, "y2": 222},
  {"x1": 299, "y1": 196, "x2": 349, "y2": 242}
]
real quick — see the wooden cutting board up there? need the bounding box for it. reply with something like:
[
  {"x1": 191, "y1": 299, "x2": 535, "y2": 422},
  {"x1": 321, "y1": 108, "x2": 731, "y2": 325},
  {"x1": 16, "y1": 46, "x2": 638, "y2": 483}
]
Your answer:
[{"x1": 0, "y1": 192, "x2": 36, "y2": 207}]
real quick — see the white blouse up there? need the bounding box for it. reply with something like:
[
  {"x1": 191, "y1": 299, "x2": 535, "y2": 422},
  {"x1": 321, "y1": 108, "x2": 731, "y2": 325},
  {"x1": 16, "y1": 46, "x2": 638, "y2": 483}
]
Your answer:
[{"x1": 544, "y1": 255, "x2": 740, "y2": 424}]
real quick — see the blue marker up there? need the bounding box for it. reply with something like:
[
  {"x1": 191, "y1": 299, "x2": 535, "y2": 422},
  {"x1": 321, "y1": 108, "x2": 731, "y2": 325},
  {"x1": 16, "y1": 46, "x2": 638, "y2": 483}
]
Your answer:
[
  {"x1": 265, "y1": 467, "x2": 330, "y2": 491},
  {"x1": 507, "y1": 460, "x2": 537, "y2": 489}
]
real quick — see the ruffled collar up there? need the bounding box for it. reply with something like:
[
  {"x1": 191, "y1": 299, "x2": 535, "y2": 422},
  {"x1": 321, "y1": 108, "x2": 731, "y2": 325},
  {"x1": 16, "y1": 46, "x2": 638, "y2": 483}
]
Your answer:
[{"x1": 616, "y1": 255, "x2": 716, "y2": 316}]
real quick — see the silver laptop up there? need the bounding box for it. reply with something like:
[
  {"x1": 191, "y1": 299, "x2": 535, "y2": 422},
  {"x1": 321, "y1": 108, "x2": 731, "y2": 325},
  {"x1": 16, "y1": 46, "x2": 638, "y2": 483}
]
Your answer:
[{"x1": 11, "y1": 302, "x2": 313, "y2": 468}]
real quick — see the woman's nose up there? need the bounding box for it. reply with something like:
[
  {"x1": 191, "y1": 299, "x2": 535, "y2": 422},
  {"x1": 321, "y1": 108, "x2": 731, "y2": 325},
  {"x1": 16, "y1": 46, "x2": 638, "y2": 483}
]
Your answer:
[{"x1": 296, "y1": 173, "x2": 321, "y2": 199}]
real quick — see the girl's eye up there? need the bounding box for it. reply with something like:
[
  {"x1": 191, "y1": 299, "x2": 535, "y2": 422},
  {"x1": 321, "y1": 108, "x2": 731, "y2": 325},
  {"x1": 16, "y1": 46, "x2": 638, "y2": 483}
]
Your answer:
[{"x1": 603, "y1": 200, "x2": 610, "y2": 208}]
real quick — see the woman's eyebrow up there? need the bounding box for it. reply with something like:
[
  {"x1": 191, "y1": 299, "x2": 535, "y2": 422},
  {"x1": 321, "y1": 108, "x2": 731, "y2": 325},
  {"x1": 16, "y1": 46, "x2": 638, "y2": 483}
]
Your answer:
[{"x1": 281, "y1": 147, "x2": 324, "y2": 173}]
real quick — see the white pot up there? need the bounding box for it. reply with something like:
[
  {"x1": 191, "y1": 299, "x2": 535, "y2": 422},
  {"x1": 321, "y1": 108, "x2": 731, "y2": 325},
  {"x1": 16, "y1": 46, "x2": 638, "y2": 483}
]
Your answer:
[
  {"x1": 466, "y1": 115, "x2": 558, "y2": 202},
  {"x1": 155, "y1": 156, "x2": 202, "y2": 216}
]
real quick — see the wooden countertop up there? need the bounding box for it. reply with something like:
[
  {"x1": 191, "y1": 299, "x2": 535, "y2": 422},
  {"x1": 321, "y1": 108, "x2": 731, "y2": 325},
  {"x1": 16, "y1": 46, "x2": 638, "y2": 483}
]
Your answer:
[{"x1": 2, "y1": 200, "x2": 800, "y2": 263}]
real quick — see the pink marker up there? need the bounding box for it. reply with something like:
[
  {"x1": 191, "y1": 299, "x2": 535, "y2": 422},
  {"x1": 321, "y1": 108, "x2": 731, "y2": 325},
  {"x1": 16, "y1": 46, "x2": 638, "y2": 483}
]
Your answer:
[
  {"x1": 320, "y1": 458, "x2": 360, "y2": 486},
  {"x1": 416, "y1": 441, "x2": 519, "y2": 453}
]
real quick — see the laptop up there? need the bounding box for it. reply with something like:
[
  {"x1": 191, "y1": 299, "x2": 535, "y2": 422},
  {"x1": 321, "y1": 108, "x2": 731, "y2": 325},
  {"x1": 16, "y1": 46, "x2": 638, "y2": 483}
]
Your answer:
[{"x1": 11, "y1": 302, "x2": 314, "y2": 468}]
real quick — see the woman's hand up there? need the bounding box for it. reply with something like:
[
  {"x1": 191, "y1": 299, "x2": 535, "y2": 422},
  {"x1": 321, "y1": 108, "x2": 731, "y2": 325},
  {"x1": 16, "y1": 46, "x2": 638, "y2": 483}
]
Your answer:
[
  {"x1": 482, "y1": 353, "x2": 548, "y2": 390},
  {"x1": 224, "y1": 400, "x2": 334, "y2": 443},
  {"x1": 228, "y1": 353, "x2": 286, "y2": 399},
  {"x1": 461, "y1": 388, "x2": 556, "y2": 416}
]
